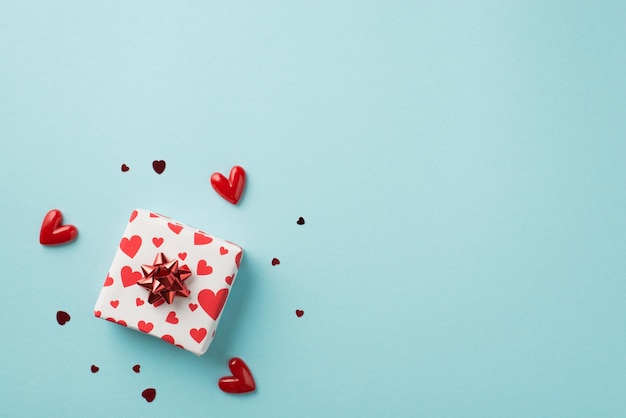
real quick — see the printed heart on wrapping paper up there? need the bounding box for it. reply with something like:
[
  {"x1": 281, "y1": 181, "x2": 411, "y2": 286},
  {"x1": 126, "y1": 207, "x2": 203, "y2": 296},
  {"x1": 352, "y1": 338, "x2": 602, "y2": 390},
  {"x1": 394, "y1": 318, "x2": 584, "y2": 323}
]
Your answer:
[
  {"x1": 198, "y1": 288, "x2": 229, "y2": 320},
  {"x1": 194, "y1": 232, "x2": 213, "y2": 245},
  {"x1": 168, "y1": 223, "x2": 183, "y2": 234},
  {"x1": 190, "y1": 327, "x2": 207, "y2": 343},
  {"x1": 152, "y1": 237, "x2": 164, "y2": 247},
  {"x1": 39, "y1": 209, "x2": 78, "y2": 246},
  {"x1": 121, "y1": 266, "x2": 143, "y2": 287},
  {"x1": 103, "y1": 275, "x2": 114, "y2": 286},
  {"x1": 218, "y1": 357, "x2": 256, "y2": 394},
  {"x1": 197, "y1": 260, "x2": 213, "y2": 275},
  {"x1": 166, "y1": 311, "x2": 179, "y2": 324},
  {"x1": 210, "y1": 165, "x2": 246, "y2": 205},
  {"x1": 120, "y1": 235, "x2": 142, "y2": 258},
  {"x1": 138, "y1": 321, "x2": 153, "y2": 333}
]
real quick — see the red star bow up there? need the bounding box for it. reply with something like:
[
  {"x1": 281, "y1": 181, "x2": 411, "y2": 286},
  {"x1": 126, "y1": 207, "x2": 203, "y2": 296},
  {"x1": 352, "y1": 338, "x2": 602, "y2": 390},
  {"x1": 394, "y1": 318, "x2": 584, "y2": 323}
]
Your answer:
[{"x1": 138, "y1": 253, "x2": 192, "y2": 305}]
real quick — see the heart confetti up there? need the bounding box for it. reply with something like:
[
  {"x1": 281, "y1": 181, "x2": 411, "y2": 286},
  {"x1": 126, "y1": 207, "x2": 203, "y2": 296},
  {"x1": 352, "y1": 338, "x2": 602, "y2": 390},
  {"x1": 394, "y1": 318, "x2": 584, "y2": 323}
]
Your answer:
[
  {"x1": 56, "y1": 310, "x2": 71, "y2": 325},
  {"x1": 90, "y1": 365, "x2": 99, "y2": 373},
  {"x1": 218, "y1": 357, "x2": 256, "y2": 394},
  {"x1": 133, "y1": 364, "x2": 141, "y2": 373},
  {"x1": 141, "y1": 388, "x2": 156, "y2": 402},
  {"x1": 39, "y1": 209, "x2": 78, "y2": 246},
  {"x1": 296, "y1": 217, "x2": 305, "y2": 225},
  {"x1": 121, "y1": 163, "x2": 130, "y2": 172},
  {"x1": 296, "y1": 309, "x2": 304, "y2": 317},
  {"x1": 271, "y1": 258, "x2": 280, "y2": 266},
  {"x1": 210, "y1": 165, "x2": 246, "y2": 205},
  {"x1": 152, "y1": 160, "x2": 166, "y2": 174}
]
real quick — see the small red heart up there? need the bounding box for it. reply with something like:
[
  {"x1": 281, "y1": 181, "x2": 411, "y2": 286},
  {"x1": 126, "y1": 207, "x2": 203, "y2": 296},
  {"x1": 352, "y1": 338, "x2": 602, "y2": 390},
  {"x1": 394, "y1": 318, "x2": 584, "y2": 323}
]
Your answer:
[
  {"x1": 121, "y1": 163, "x2": 130, "y2": 172},
  {"x1": 133, "y1": 364, "x2": 141, "y2": 373},
  {"x1": 235, "y1": 252, "x2": 242, "y2": 269},
  {"x1": 225, "y1": 275, "x2": 234, "y2": 285},
  {"x1": 129, "y1": 210, "x2": 138, "y2": 222},
  {"x1": 149, "y1": 212, "x2": 159, "y2": 218},
  {"x1": 219, "y1": 246, "x2": 229, "y2": 255},
  {"x1": 136, "y1": 298, "x2": 145, "y2": 306},
  {"x1": 218, "y1": 357, "x2": 256, "y2": 394},
  {"x1": 56, "y1": 310, "x2": 70, "y2": 325},
  {"x1": 210, "y1": 165, "x2": 246, "y2": 205},
  {"x1": 178, "y1": 252, "x2": 187, "y2": 260},
  {"x1": 141, "y1": 388, "x2": 156, "y2": 402},
  {"x1": 188, "y1": 303, "x2": 198, "y2": 312},
  {"x1": 39, "y1": 209, "x2": 78, "y2": 246},
  {"x1": 117, "y1": 320, "x2": 127, "y2": 327},
  {"x1": 296, "y1": 309, "x2": 304, "y2": 317},
  {"x1": 297, "y1": 217, "x2": 305, "y2": 225},
  {"x1": 94, "y1": 311, "x2": 101, "y2": 318},
  {"x1": 166, "y1": 311, "x2": 179, "y2": 324},
  {"x1": 197, "y1": 260, "x2": 213, "y2": 275},
  {"x1": 271, "y1": 258, "x2": 280, "y2": 266},
  {"x1": 194, "y1": 232, "x2": 213, "y2": 245},
  {"x1": 138, "y1": 321, "x2": 153, "y2": 333},
  {"x1": 161, "y1": 334, "x2": 175, "y2": 345},
  {"x1": 91, "y1": 365, "x2": 99, "y2": 373},
  {"x1": 152, "y1": 237, "x2": 164, "y2": 247},
  {"x1": 120, "y1": 235, "x2": 142, "y2": 258},
  {"x1": 189, "y1": 327, "x2": 207, "y2": 343},
  {"x1": 110, "y1": 300, "x2": 119, "y2": 309},
  {"x1": 167, "y1": 223, "x2": 183, "y2": 234},
  {"x1": 198, "y1": 288, "x2": 229, "y2": 320},
  {"x1": 121, "y1": 266, "x2": 143, "y2": 287},
  {"x1": 152, "y1": 160, "x2": 166, "y2": 174},
  {"x1": 103, "y1": 275, "x2": 114, "y2": 286}
]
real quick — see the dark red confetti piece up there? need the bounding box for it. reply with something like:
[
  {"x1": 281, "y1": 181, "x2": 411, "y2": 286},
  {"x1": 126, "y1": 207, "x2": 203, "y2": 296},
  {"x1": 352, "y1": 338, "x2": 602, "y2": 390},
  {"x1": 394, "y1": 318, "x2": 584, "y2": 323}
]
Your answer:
[
  {"x1": 296, "y1": 217, "x2": 305, "y2": 225},
  {"x1": 296, "y1": 309, "x2": 304, "y2": 317},
  {"x1": 152, "y1": 160, "x2": 166, "y2": 174},
  {"x1": 90, "y1": 365, "x2": 99, "y2": 373},
  {"x1": 121, "y1": 164, "x2": 129, "y2": 172},
  {"x1": 141, "y1": 388, "x2": 156, "y2": 402},
  {"x1": 56, "y1": 310, "x2": 70, "y2": 325},
  {"x1": 133, "y1": 364, "x2": 140, "y2": 373},
  {"x1": 271, "y1": 258, "x2": 280, "y2": 266}
]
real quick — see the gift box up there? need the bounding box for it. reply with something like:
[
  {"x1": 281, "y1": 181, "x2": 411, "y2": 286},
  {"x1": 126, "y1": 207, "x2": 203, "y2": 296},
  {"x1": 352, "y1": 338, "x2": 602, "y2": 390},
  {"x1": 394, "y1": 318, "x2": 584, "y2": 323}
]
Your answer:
[{"x1": 94, "y1": 209, "x2": 243, "y2": 355}]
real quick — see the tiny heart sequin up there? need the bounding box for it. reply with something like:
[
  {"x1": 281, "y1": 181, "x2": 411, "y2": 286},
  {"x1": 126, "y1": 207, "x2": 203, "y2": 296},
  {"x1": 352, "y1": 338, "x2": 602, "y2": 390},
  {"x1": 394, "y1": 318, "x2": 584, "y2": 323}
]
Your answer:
[
  {"x1": 90, "y1": 365, "x2": 99, "y2": 373},
  {"x1": 296, "y1": 309, "x2": 304, "y2": 317},
  {"x1": 133, "y1": 364, "x2": 141, "y2": 373},
  {"x1": 152, "y1": 160, "x2": 166, "y2": 174},
  {"x1": 218, "y1": 357, "x2": 256, "y2": 394},
  {"x1": 141, "y1": 388, "x2": 156, "y2": 402},
  {"x1": 40, "y1": 209, "x2": 78, "y2": 246},
  {"x1": 296, "y1": 217, "x2": 305, "y2": 225},
  {"x1": 56, "y1": 310, "x2": 71, "y2": 325},
  {"x1": 271, "y1": 258, "x2": 280, "y2": 266},
  {"x1": 121, "y1": 164, "x2": 130, "y2": 172}
]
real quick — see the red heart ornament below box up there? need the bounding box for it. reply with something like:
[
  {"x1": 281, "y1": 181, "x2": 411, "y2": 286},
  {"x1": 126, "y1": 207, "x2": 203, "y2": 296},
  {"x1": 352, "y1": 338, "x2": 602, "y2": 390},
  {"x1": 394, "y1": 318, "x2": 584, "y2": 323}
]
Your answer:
[
  {"x1": 210, "y1": 165, "x2": 246, "y2": 205},
  {"x1": 218, "y1": 357, "x2": 256, "y2": 394},
  {"x1": 40, "y1": 209, "x2": 78, "y2": 246}
]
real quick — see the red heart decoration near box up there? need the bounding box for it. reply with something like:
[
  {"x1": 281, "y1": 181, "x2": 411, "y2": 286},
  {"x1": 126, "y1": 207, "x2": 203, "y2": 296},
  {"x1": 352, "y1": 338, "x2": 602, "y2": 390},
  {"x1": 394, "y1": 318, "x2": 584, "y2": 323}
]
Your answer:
[
  {"x1": 210, "y1": 165, "x2": 246, "y2": 205},
  {"x1": 39, "y1": 209, "x2": 78, "y2": 246},
  {"x1": 218, "y1": 357, "x2": 256, "y2": 394}
]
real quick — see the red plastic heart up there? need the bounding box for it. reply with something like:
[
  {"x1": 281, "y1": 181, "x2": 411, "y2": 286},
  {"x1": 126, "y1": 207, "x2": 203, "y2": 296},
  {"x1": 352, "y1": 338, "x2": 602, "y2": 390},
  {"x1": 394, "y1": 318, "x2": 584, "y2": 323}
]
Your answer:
[
  {"x1": 39, "y1": 209, "x2": 78, "y2": 246},
  {"x1": 218, "y1": 357, "x2": 256, "y2": 394},
  {"x1": 210, "y1": 166, "x2": 246, "y2": 205}
]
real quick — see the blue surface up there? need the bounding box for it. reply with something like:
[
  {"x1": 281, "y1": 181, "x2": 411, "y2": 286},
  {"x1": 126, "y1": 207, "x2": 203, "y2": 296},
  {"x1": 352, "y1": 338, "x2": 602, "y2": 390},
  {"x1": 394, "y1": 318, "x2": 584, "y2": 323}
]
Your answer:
[{"x1": 1, "y1": 1, "x2": 625, "y2": 417}]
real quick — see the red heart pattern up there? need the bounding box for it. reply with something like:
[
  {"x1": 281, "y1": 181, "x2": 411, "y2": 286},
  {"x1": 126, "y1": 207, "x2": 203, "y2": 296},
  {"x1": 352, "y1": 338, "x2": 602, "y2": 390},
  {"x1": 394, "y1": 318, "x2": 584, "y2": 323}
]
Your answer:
[
  {"x1": 167, "y1": 223, "x2": 183, "y2": 234},
  {"x1": 225, "y1": 275, "x2": 234, "y2": 285},
  {"x1": 188, "y1": 303, "x2": 198, "y2": 312},
  {"x1": 138, "y1": 321, "x2": 153, "y2": 333},
  {"x1": 218, "y1": 357, "x2": 256, "y2": 394},
  {"x1": 194, "y1": 232, "x2": 212, "y2": 245},
  {"x1": 39, "y1": 209, "x2": 78, "y2": 246},
  {"x1": 110, "y1": 300, "x2": 119, "y2": 308},
  {"x1": 210, "y1": 165, "x2": 246, "y2": 205},
  {"x1": 129, "y1": 210, "x2": 138, "y2": 223},
  {"x1": 197, "y1": 260, "x2": 213, "y2": 275},
  {"x1": 189, "y1": 327, "x2": 207, "y2": 343},
  {"x1": 120, "y1": 235, "x2": 142, "y2": 258},
  {"x1": 220, "y1": 246, "x2": 229, "y2": 255},
  {"x1": 104, "y1": 275, "x2": 114, "y2": 286},
  {"x1": 136, "y1": 298, "x2": 144, "y2": 306},
  {"x1": 161, "y1": 335, "x2": 175, "y2": 345},
  {"x1": 121, "y1": 266, "x2": 142, "y2": 287},
  {"x1": 178, "y1": 252, "x2": 187, "y2": 260},
  {"x1": 152, "y1": 237, "x2": 164, "y2": 247},
  {"x1": 198, "y1": 288, "x2": 229, "y2": 320},
  {"x1": 166, "y1": 311, "x2": 179, "y2": 324}
]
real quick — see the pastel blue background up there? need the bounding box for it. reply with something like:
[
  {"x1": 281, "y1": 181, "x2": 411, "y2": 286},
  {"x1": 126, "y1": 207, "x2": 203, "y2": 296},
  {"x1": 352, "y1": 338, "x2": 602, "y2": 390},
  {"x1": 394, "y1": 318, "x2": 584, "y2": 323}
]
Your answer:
[{"x1": 1, "y1": 1, "x2": 625, "y2": 417}]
